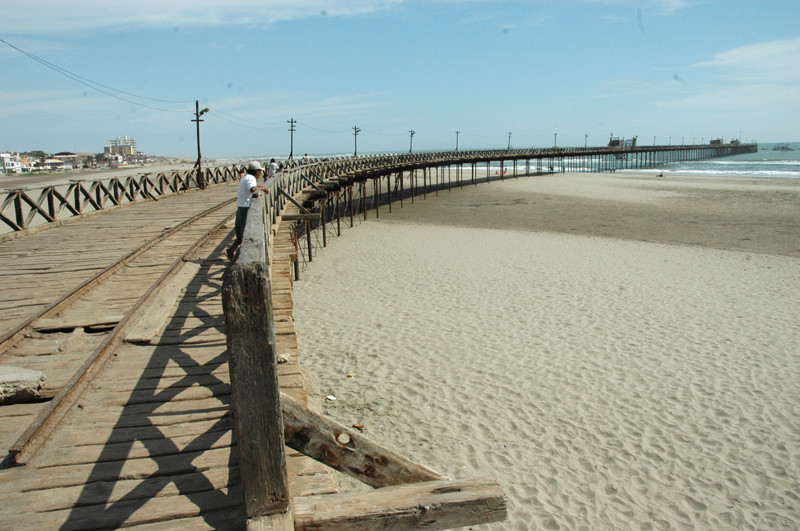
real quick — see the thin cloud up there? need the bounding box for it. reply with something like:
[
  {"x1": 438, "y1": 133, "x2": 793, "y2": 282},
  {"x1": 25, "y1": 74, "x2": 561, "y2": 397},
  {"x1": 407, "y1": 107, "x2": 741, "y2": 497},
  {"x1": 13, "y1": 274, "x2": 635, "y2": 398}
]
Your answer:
[
  {"x1": 1, "y1": 0, "x2": 403, "y2": 34},
  {"x1": 694, "y1": 37, "x2": 800, "y2": 83},
  {"x1": 654, "y1": 83, "x2": 798, "y2": 111},
  {"x1": 652, "y1": 37, "x2": 800, "y2": 113},
  {"x1": 580, "y1": 0, "x2": 692, "y2": 14}
]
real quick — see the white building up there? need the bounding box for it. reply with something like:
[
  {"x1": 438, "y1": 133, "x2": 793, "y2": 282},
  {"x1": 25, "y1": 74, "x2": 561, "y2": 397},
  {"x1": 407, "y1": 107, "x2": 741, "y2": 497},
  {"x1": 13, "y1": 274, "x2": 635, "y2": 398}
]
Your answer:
[
  {"x1": 106, "y1": 136, "x2": 137, "y2": 156},
  {"x1": 43, "y1": 159, "x2": 65, "y2": 171},
  {"x1": 1, "y1": 152, "x2": 23, "y2": 174}
]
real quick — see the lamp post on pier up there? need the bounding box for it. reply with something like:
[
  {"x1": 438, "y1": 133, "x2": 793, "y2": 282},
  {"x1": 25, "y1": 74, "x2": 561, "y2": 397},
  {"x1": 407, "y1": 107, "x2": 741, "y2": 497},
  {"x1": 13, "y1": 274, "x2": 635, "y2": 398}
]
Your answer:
[
  {"x1": 409, "y1": 130, "x2": 415, "y2": 153},
  {"x1": 455, "y1": 131, "x2": 460, "y2": 151},
  {"x1": 585, "y1": 134, "x2": 588, "y2": 148},
  {"x1": 554, "y1": 133, "x2": 558, "y2": 148},
  {"x1": 191, "y1": 100, "x2": 210, "y2": 190}
]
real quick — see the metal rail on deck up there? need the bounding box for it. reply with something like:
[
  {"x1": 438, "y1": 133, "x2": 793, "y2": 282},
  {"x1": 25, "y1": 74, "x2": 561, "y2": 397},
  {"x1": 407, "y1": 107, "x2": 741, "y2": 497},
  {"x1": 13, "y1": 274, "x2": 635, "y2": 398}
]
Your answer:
[{"x1": 4, "y1": 198, "x2": 237, "y2": 465}]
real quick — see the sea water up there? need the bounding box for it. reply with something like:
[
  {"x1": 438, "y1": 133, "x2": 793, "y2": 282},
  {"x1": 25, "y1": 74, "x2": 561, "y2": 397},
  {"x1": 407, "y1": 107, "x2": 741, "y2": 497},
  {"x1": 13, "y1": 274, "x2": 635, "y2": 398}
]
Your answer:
[
  {"x1": 482, "y1": 142, "x2": 800, "y2": 179},
  {"x1": 632, "y1": 142, "x2": 800, "y2": 179}
]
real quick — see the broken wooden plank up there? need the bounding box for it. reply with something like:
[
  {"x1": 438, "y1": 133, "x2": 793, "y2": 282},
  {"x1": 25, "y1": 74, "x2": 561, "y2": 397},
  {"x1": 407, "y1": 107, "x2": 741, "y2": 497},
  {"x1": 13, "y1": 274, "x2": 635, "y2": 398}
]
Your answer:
[{"x1": 292, "y1": 477, "x2": 507, "y2": 530}]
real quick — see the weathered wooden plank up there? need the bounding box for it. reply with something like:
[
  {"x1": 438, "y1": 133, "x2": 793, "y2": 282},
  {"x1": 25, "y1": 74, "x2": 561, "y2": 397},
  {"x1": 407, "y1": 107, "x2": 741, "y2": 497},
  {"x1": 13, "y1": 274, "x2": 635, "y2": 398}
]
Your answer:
[
  {"x1": 38, "y1": 429, "x2": 234, "y2": 468},
  {"x1": 53, "y1": 416, "x2": 234, "y2": 448},
  {"x1": 222, "y1": 261, "x2": 290, "y2": 519},
  {"x1": 3, "y1": 485, "x2": 245, "y2": 531},
  {"x1": 125, "y1": 261, "x2": 202, "y2": 344},
  {"x1": 281, "y1": 393, "x2": 445, "y2": 488},
  {"x1": 0, "y1": 461, "x2": 238, "y2": 514},
  {"x1": 30, "y1": 315, "x2": 124, "y2": 332},
  {"x1": 292, "y1": 477, "x2": 507, "y2": 530}
]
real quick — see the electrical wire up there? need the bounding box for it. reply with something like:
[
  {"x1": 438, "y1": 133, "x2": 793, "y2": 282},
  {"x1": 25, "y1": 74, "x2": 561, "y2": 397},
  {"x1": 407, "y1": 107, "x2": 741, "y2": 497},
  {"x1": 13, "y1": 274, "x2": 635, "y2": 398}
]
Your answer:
[
  {"x1": 0, "y1": 36, "x2": 192, "y2": 112},
  {"x1": 1, "y1": 36, "x2": 459, "y2": 141},
  {"x1": 296, "y1": 121, "x2": 352, "y2": 134},
  {"x1": 208, "y1": 108, "x2": 285, "y2": 130}
]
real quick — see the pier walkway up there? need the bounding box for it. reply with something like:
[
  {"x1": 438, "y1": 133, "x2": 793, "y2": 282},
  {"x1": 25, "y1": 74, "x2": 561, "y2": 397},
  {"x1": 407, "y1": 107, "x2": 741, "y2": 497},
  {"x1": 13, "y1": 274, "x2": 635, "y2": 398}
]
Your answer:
[{"x1": 0, "y1": 182, "x2": 337, "y2": 528}]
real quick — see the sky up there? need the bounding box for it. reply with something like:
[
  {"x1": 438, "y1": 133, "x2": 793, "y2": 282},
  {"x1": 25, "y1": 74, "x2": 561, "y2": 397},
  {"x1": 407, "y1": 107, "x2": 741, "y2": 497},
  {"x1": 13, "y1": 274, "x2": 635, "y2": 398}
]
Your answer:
[{"x1": 1, "y1": 0, "x2": 799, "y2": 159}]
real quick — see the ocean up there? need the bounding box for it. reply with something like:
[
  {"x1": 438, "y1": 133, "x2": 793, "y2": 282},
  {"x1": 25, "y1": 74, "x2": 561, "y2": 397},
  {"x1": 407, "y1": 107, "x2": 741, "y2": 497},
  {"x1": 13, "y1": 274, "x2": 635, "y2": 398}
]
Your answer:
[
  {"x1": 630, "y1": 141, "x2": 800, "y2": 179},
  {"x1": 480, "y1": 142, "x2": 800, "y2": 179}
]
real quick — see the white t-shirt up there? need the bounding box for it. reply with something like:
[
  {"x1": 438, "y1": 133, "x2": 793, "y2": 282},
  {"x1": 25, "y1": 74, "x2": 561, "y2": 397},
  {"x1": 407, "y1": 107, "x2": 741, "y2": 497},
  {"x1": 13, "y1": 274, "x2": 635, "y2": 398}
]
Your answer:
[
  {"x1": 268, "y1": 161, "x2": 278, "y2": 178},
  {"x1": 236, "y1": 174, "x2": 258, "y2": 207}
]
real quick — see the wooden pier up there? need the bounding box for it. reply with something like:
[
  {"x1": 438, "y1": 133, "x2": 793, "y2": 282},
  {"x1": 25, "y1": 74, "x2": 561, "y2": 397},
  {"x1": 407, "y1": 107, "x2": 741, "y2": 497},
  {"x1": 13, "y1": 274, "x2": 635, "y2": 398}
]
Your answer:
[{"x1": 0, "y1": 142, "x2": 754, "y2": 528}]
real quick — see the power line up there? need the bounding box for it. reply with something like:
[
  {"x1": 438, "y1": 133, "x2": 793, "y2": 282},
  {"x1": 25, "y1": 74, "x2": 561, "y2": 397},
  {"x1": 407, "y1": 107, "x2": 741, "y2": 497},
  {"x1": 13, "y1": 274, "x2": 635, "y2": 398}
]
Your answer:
[
  {"x1": 0, "y1": 36, "x2": 192, "y2": 112},
  {"x1": 361, "y1": 127, "x2": 406, "y2": 137},
  {"x1": 296, "y1": 121, "x2": 349, "y2": 134},
  {"x1": 208, "y1": 109, "x2": 285, "y2": 130}
]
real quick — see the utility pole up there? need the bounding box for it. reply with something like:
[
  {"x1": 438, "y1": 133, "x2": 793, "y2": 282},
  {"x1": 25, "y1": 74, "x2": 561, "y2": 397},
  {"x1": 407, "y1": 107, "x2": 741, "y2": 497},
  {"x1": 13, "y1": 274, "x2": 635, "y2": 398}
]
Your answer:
[
  {"x1": 409, "y1": 130, "x2": 415, "y2": 153},
  {"x1": 455, "y1": 131, "x2": 460, "y2": 151},
  {"x1": 507, "y1": 132, "x2": 512, "y2": 149},
  {"x1": 287, "y1": 118, "x2": 296, "y2": 159},
  {"x1": 191, "y1": 100, "x2": 210, "y2": 189},
  {"x1": 353, "y1": 126, "x2": 361, "y2": 157},
  {"x1": 554, "y1": 133, "x2": 558, "y2": 148},
  {"x1": 585, "y1": 134, "x2": 588, "y2": 148}
]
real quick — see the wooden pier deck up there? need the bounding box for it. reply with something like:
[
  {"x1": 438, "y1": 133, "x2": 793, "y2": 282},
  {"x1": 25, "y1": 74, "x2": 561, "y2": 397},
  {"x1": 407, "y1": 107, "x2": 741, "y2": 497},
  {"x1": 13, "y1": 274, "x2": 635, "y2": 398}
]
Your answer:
[{"x1": 0, "y1": 183, "x2": 336, "y2": 529}]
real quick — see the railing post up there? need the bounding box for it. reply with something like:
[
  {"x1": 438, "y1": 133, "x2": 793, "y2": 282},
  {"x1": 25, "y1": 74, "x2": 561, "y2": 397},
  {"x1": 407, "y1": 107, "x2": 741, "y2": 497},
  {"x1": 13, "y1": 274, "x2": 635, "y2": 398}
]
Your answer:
[{"x1": 222, "y1": 197, "x2": 292, "y2": 529}]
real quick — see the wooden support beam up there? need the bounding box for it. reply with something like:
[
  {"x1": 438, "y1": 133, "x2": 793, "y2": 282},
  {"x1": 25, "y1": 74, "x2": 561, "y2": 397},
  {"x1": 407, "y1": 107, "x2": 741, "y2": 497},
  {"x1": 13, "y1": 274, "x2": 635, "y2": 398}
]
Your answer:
[
  {"x1": 292, "y1": 477, "x2": 507, "y2": 530},
  {"x1": 281, "y1": 392, "x2": 445, "y2": 488},
  {"x1": 277, "y1": 187, "x2": 313, "y2": 215},
  {"x1": 222, "y1": 261, "x2": 292, "y2": 526},
  {"x1": 282, "y1": 213, "x2": 321, "y2": 221}
]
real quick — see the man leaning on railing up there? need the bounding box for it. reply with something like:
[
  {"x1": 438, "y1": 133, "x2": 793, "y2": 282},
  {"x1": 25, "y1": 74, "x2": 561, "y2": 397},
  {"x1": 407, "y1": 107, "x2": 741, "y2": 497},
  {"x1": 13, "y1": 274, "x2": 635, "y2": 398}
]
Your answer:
[{"x1": 226, "y1": 161, "x2": 270, "y2": 262}]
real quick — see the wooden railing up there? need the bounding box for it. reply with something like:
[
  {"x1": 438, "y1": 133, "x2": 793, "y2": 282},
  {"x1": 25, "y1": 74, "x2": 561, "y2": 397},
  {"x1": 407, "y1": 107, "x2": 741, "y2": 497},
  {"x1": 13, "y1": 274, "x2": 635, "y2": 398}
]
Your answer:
[
  {"x1": 3, "y1": 142, "x2": 756, "y2": 237},
  {"x1": 0, "y1": 166, "x2": 238, "y2": 235}
]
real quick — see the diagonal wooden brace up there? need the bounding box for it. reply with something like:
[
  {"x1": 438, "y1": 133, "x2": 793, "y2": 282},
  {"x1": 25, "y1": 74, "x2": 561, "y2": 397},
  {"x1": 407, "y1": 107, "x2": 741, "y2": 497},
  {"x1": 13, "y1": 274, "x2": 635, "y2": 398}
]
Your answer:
[{"x1": 280, "y1": 392, "x2": 446, "y2": 488}]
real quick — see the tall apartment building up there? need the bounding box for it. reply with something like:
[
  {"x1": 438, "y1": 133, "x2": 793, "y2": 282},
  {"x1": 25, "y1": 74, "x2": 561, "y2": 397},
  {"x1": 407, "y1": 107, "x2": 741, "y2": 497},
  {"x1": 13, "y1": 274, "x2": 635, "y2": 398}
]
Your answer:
[{"x1": 104, "y1": 136, "x2": 137, "y2": 157}]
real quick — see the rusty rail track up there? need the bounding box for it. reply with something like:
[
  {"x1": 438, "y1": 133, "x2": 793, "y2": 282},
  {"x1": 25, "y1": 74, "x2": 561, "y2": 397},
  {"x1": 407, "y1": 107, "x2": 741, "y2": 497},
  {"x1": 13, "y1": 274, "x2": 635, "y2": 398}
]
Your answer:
[{"x1": 1, "y1": 197, "x2": 236, "y2": 466}]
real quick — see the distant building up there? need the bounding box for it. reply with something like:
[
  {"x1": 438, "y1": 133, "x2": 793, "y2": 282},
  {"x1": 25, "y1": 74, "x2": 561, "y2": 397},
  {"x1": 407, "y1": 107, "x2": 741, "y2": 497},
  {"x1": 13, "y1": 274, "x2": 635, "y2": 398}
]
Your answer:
[
  {"x1": 43, "y1": 159, "x2": 66, "y2": 171},
  {"x1": 1, "y1": 152, "x2": 23, "y2": 174},
  {"x1": 105, "y1": 136, "x2": 137, "y2": 157},
  {"x1": 53, "y1": 152, "x2": 86, "y2": 168}
]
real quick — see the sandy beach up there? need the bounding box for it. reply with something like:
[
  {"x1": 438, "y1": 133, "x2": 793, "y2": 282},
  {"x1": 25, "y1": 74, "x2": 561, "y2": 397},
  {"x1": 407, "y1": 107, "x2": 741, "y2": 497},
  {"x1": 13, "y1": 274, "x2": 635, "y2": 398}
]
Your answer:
[{"x1": 292, "y1": 171, "x2": 799, "y2": 529}]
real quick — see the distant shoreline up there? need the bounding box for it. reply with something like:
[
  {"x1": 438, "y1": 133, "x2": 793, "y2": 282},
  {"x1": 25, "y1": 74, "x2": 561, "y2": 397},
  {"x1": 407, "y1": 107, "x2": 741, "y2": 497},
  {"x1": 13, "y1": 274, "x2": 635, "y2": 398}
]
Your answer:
[{"x1": 0, "y1": 161, "x2": 199, "y2": 189}]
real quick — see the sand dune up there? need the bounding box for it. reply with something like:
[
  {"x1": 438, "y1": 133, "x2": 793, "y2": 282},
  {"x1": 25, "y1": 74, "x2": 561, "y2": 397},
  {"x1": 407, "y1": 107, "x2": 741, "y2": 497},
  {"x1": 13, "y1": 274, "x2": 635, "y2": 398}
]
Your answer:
[{"x1": 293, "y1": 172, "x2": 800, "y2": 529}]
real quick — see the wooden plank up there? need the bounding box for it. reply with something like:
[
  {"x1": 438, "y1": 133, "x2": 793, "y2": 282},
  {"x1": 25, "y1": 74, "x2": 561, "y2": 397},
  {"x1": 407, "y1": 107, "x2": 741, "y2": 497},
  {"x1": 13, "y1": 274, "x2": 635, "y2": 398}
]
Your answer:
[
  {"x1": 281, "y1": 214, "x2": 321, "y2": 221},
  {"x1": 281, "y1": 393, "x2": 445, "y2": 488},
  {"x1": 30, "y1": 315, "x2": 124, "y2": 332},
  {"x1": 222, "y1": 261, "x2": 290, "y2": 520},
  {"x1": 292, "y1": 477, "x2": 507, "y2": 530},
  {"x1": 0, "y1": 461, "x2": 238, "y2": 514}
]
